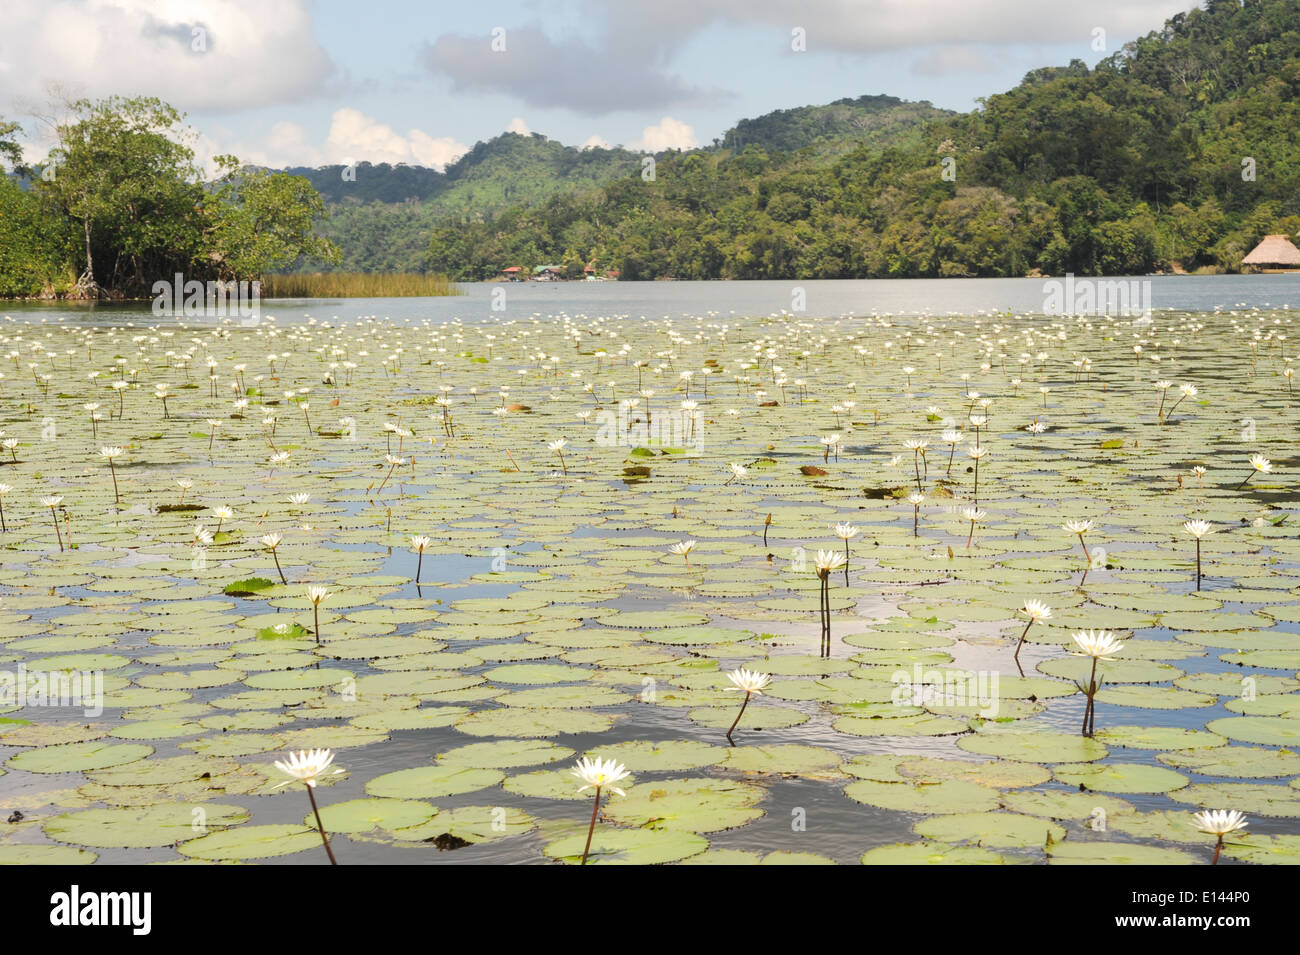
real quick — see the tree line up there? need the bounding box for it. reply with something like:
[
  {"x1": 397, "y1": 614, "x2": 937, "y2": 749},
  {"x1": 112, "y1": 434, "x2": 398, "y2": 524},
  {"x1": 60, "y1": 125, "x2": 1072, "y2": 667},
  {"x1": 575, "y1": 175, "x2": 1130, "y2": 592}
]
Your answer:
[{"x1": 0, "y1": 97, "x2": 338, "y2": 298}]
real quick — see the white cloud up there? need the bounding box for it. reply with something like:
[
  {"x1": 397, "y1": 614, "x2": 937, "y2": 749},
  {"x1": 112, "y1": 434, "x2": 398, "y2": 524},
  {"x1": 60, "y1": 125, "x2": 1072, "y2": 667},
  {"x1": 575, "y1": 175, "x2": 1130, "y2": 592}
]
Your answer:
[
  {"x1": 911, "y1": 46, "x2": 1002, "y2": 76},
  {"x1": 0, "y1": 0, "x2": 336, "y2": 113},
  {"x1": 424, "y1": 25, "x2": 717, "y2": 117},
  {"x1": 631, "y1": 117, "x2": 698, "y2": 153},
  {"x1": 205, "y1": 108, "x2": 467, "y2": 171},
  {"x1": 408, "y1": 130, "x2": 471, "y2": 170},
  {"x1": 424, "y1": 1, "x2": 1194, "y2": 115},
  {"x1": 589, "y1": 0, "x2": 1200, "y2": 55},
  {"x1": 506, "y1": 117, "x2": 531, "y2": 135},
  {"x1": 579, "y1": 134, "x2": 612, "y2": 151}
]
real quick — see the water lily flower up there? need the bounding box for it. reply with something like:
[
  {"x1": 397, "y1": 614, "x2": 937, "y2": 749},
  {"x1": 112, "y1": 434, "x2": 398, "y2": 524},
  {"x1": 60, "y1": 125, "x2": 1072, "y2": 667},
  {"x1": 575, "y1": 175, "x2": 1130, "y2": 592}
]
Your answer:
[
  {"x1": 571, "y1": 756, "x2": 632, "y2": 865},
  {"x1": 100, "y1": 446, "x2": 124, "y2": 504},
  {"x1": 1063, "y1": 519, "x2": 1096, "y2": 583},
  {"x1": 1010, "y1": 599, "x2": 1052, "y2": 674},
  {"x1": 273, "y1": 748, "x2": 343, "y2": 865},
  {"x1": 1184, "y1": 519, "x2": 1213, "y2": 589},
  {"x1": 41, "y1": 495, "x2": 64, "y2": 551},
  {"x1": 814, "y1": 549, "x2": 847, "y2": 657},
  {"x1": 1164, "y1": 382, "x2": 1198, "y2": 421},
  {"x1": 307, "y1": 585, "x2": 330, "y2": 642},
  {"x1": 907, "y1": 492, "x2": 924, "y2": 537},
  {"x1": 1071, "y1": 629, "x2": 1124, "y2": 737},
  {"x1": 260, "y1": 532, "x2": 287, "y2": 584},
  {"x1": 940, "y1": 430, "x2": 963, "y2": 476},
  {"x1": 904, "y1": 439, "x2": 928, "y2": 488},
  {"x1": 1193, "y1": 809, "x2": 1248, "y2": 866},
  {"x1": 549, "y1": 437, "x2": 568, "y2": 475},
  {"x1": 961, "y1": 506, "x2": 986, "y2": 549},
  {"x1": 1237, "y1": 454, "x2": 1272, "y2": 490},
  {"x1": 669, "y1": 539, "x2": 696, "y2": 568},
  {"x1": 410, "y1": 534, "x2": 431, "y2": 584},
  {"x1": 724, "y1": 668, "x2": 772, "y2": 744}
]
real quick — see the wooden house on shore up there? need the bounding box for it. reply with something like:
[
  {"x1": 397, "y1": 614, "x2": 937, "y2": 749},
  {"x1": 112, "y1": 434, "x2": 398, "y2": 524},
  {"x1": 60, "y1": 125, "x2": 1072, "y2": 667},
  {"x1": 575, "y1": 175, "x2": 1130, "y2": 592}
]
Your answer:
[{"x1": 1242, "y1": 235, "x2": 1300, "y2": 272}]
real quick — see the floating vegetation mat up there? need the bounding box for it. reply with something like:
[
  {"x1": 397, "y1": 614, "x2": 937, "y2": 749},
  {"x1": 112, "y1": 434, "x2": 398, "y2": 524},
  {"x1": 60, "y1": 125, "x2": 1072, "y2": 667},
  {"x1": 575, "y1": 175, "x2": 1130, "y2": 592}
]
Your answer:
[{"x1": 0, "y1": 306, "x2": 1296, "y2": 865}]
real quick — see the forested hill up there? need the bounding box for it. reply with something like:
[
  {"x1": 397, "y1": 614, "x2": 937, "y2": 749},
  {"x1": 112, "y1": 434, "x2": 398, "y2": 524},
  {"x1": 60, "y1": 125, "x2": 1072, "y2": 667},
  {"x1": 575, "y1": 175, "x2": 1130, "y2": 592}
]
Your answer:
[
  {"x1": 286, "y1": 97, "x2": 948, "y2": 272},
  {"x1": 421, "y1": 0, "x2": 1300, "y2": 280},
  {"x1": 718, "y1": 94, "x2": 953, "y2": 157}
]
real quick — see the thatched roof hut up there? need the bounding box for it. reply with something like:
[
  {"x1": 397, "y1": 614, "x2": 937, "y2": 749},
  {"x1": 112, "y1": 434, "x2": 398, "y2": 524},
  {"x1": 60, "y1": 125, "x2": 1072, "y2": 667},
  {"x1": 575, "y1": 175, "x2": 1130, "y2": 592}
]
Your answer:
[{"x1": 1242, "y1": 234, "x2": 1300, "y2": 270}]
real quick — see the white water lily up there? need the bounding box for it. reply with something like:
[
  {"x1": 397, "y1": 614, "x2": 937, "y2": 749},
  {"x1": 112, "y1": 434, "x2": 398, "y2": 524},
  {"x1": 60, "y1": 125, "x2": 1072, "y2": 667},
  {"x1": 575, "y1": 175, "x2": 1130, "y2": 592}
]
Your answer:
[
  {"x1": 272, "y1": 748, "x2": 343, "y2": 789},
  {"x1": 725, "y1": 668, "x2": 772, "y2": 695},
  {"x1": 669, "y1": 540, "x2": 696, "y2": 566},
  {"x1": 571, "y1": 756, "x2": 631, "y2": 796},
  {"x1": 814, "y1": 549, "x2": 847, "y2": 573},
  {"x1": 1194, "y1": 808, "x2": 1247, "y2": 866},
  {"x1": 1071, "y1": 629, "x2": 1124, "y2": 659},
  {"x1": 1193, "y1": 809, "x2": 1247, "y2": 836},
  {"x1": 723, "y1": 667, "x2": 771, "y2": 743},
  {"x1": 1021, "y1": 600, "x2": 1052, "y2": 622}
]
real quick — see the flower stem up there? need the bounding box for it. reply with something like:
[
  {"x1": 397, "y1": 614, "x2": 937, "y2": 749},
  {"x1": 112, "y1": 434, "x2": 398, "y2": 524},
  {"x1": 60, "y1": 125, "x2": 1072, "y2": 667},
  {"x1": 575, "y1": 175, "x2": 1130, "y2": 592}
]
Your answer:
[
  {"x1": 306, "y1": 785, "x2": 338, "y2": 865},
  {"x1": 726, "y1": 692, "x2": 752, "y2": 745},
  {"x1": 1013, "y1": 620, "x2": 1033, "y2": 676},
  {"x1": 580, "y1": 786, "x2": 602, "y2": 865},
  {"x1": 1082, "y1": 657, "x2": 1099, "y2": 737}
]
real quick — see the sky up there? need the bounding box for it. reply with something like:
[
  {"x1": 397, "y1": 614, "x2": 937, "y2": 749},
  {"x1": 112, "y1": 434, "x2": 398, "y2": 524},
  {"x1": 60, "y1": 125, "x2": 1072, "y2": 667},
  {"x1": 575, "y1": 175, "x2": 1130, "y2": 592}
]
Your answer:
[{"x1": 0, "y1": 0, "x2": 1203, "y2": 171}]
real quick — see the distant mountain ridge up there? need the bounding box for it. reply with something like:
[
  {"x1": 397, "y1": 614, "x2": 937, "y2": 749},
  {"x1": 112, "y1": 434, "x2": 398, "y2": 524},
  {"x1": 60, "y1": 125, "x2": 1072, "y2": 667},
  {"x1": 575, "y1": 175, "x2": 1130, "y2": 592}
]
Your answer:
[
  {"x1": 718, "y1": 94, "x2": 954, "y2": 156},
  {"x1": 275, "y1": 95, "x2": 947, "y2": 271}
]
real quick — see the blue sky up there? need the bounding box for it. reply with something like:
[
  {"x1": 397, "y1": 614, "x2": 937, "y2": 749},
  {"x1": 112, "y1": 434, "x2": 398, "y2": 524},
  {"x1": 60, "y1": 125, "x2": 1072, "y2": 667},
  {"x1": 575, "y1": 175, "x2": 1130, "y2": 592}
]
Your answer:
[{"x1": 2, "y1": 0, "x2": 1201, "y2": 170}]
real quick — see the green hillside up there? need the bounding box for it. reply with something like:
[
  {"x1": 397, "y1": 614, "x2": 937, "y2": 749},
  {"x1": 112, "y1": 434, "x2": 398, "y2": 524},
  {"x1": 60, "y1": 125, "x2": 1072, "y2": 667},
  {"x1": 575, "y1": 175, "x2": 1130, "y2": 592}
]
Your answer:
[
  {"x1": 291, "y1": 99, "x2": 943, "y2": 272},
  {"x1": 718, "y1": 94, "x2": 953, "y2": 157},
  {"x1": 425, "y1": 0, "x2": 1300, "y2": 280}
]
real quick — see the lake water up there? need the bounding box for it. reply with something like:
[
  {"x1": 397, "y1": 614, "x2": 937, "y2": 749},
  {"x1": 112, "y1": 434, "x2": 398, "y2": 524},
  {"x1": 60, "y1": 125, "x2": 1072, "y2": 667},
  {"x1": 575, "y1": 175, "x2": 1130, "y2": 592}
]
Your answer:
[
  {"x1": 2, "y1": 276, "x2": 1297, "y2": 866},
  {"x1": 4, "y1": 274, "x2": 1299, "y2": 327}
]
